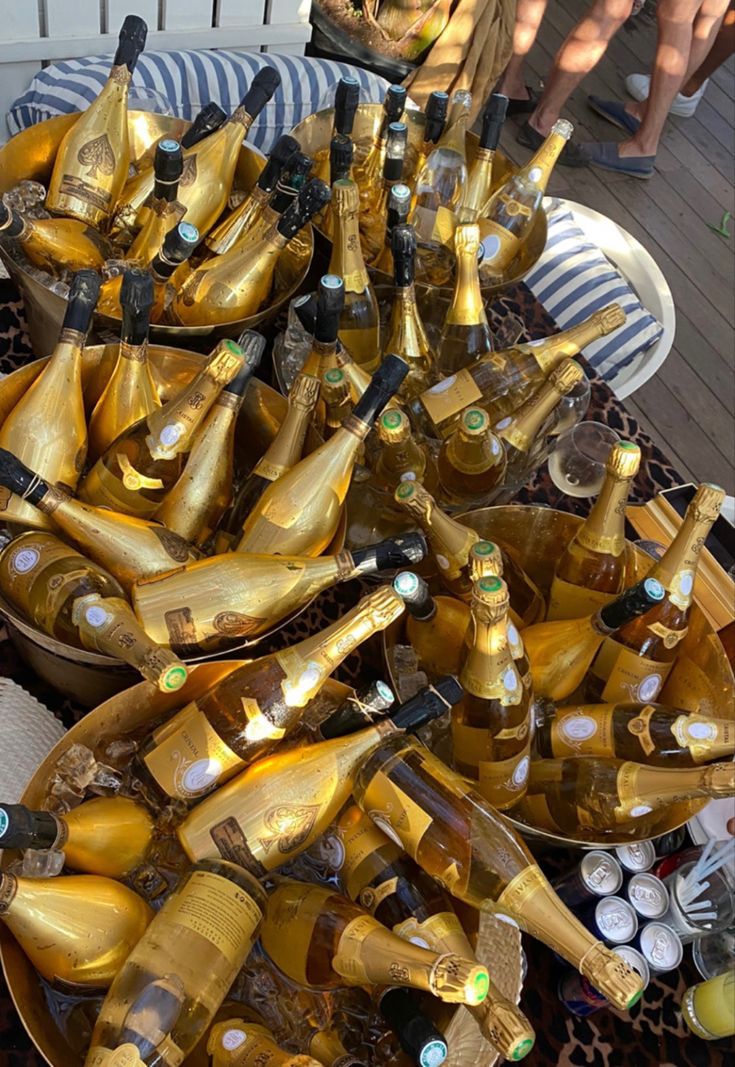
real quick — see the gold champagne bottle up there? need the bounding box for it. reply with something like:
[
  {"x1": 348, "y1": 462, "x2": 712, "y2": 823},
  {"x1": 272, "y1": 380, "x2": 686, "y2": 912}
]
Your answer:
[
  {"x1": 328, "y1": 178, "x2": 381, "y2": 369},
  {"x1": 0, "y1": 796, "x2": 154, "y2": 878},
  {"x1": 322, "y1": 368, "x2": 352, "y2": 437},
  {"x1": 360, "y1": 121, "x2": 408, "y2": 263},
  {"x1": 0, "y1": 199, "x2": 111, "y2": 274},
  {"x1": 383, "y1": 224, "x2": 436, "y2": 400},
  {"x1": 392, "y1": 480, "x2": 478, "y2": 596},
  {"x1": 169, "y1": 178, "x2": 330, "y2": 326},
  {"x1": 0, "y1": 269, "x2": 99, "y2": 529},
  {"x1": 515, "y1": 756, "x2": 735, "y2": 835},
  {"x1": 522, "y1": 576, "x2": 666, "y2": 700},
  {"x1": 84, "y1": 860, "x2": 266, "y2": 1065},
  {"x1": 353, "y1": 734, "x2": 644, "y2": 1010},
  {"x1": 180, "y1": 102, "x2": 227, "y2": 148},
  {"x1": 0, "y1": 448, "x2": 201, "y2": 590},
  {"x1": 221, "y1": 371, "x2": 321, "y2": 550},
  {"x1": 224, "y1": 152, "x2": 314, "y2": 261},
  {"x1": 412, "y1": 89, "x2": 471, "y2": 262},
  {"x1": 497, "y1": 359, "x2": 585, "y2": 487},
  {"x1": 308, "y1": 1025, "x2": 368, "y2": 1067},
  {"x1": 260, "y1": 879, "x2": 489, "y2": 1007},
  {"x1": 480, "y1": 119, "x2": 572, "y2": 281},
  {"x1": 437, "y1": 222, "x2": 493, "y2": 376},
  {"x1": 126, "y1": 138, "x2": 184, "y2": 264},
  {"x1": 411, "y1": 90, "x2": 449, "y2": 187},
  {"x1": 535, "y1": 700, "x2": 735, "y2": 766},
  {"x1": 437, "y1": 406, "x2": 506, "y2": 508},
  {"x1": 467, "y1": 538, "x2": 546, "y2": 628},
  {"x1": 300, "y1": 273, "x2": 345, "y2": 432},
  {"x1": 393, "y1": 570, "x2": 471, "y2": 678},
  {"x1": 132, "y1": 533, "x2": 425, "y2": 654},
  {"x1": 176, "y1": 679, "x2": 460, "y2": 868},
  {"x1": 335, "y1": 804, "x2": 536, "y2": 1062},
  {"x1": 208, "y1": 1019, "x2": 323, "y2": 1067},
  {"x1": 585, "y1": 483, "x2": 725, "y2": 704},
  {"x1": 373, "y1": 409, "x2": 435, "y2": 492},
  {"x1": 139, "y1": 586, "x2": 406, "y2": 801},
  {"x1": 237, "y1": 355, "x2": 408, "y2": 557},
  {"x1": 457, "y1": 94, "x2": 508, "y2": 223},
  {"x1": 417, "y1": 305, "x2": 626, "y2": 437},
  {"x1": 46, "y1": 15, "x2": 147, "y2": 225},
  {"x1": 80, "y1": 339, "x2": 244, "y2": 517},
  {"x1": 88, "y1": 269, "x2": 160, "y2": 461},
  {"x1": 547, "y1": 441, "x2": 641, "y2": 620},
  {"x1": 206, "y1": 133, "x2": 300, "y2": 256},
  {"x1": 453, "y1": 577, "x2": 532, "y2": 809},
  {"x1": 354, "y1": 85, "x2": 407, "y2": 210},
  {"x1": 0, "y1": 870, "x2": 152, "y2": 988},
  {"x1": 372, "y1": 182, "x2": 412, "y2": 274},
  {"x1": 112, "y1": 67, "x2": 281, "y2": 238},
  {"x1": 154, "y1": 333, "x2": 264, "y2": 545}
]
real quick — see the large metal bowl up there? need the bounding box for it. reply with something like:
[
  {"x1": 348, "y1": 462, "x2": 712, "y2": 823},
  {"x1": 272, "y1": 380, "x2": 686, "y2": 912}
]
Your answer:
[
  {"x1": 290, "y1": 102, "x2": 547, "y2": 295},
  {"x1": 0, "y1": 346, "x2": 344, "y2": 705},
  {"x1": 383, "y1": 504, "x2": 735, "y2": 848},
  {"x1": 0, "y1": 665, "x2": 524, "y2": 1067},
  {"x1": 0, "y1": 113, "x2": 313, "y2": 354}
]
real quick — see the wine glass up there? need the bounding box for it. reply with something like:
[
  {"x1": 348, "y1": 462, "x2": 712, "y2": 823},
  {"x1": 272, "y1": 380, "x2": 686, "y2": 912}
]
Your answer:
[
  {"x1": 547, "y1": 421, "x2": 620, "y2": 498},
  {"x1": 128, "y1": 87, "x2": 175, "y2": 116},
  {"x1": 548, "y1": 377, "x2": 592, "y2": 438}
]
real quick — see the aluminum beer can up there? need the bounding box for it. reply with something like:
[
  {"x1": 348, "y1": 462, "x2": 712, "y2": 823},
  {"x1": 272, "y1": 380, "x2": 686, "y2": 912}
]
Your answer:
[
  {"x1": 635, "y1": 921, "x2": 684, "y2": 973},
  {"x1": 585, "y1": 896, "x2": 638, "y2": 945},
  {"x1": 613, "y1": 945, "x2": 650, "y2": 990},
  {"x1": 615, "y1": 841, "x2": 656, "y2": 874},
  {"x1": 626, "y1": 873, "x2": 670, "y2": 920},
  {"x1": 553, "y1": 851, "x2": 623, "y2": 909}
]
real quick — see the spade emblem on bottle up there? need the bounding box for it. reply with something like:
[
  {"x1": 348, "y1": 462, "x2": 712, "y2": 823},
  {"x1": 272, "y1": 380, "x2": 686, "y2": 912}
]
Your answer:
[{"x1": 77, "y1": 134, "x2": 116, "y2": 180}]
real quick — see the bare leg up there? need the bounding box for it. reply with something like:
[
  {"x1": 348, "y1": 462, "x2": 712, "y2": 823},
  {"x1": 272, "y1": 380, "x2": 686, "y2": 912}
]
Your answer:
[
  {"x1": 497, "y1": 0, "x2": 549, "y2": 99},
  {"x1": 528, "y1": 0, "x2": 634, "y2": 134},
  {"x1": 681, "y1": 0, "x2": 735, "y2": 93},
  {"x1": 621, "y1": 0, "x2": 730, "y2": 156}
]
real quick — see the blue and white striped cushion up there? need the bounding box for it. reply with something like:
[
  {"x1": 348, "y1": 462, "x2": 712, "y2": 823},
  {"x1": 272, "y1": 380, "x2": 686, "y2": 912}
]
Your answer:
[
  {"x1": 8, "y1": 50, "x2": 390, "y2": 154},
  {"x1": 525, "y1": 202, "x2": 663, "y2": 389}
]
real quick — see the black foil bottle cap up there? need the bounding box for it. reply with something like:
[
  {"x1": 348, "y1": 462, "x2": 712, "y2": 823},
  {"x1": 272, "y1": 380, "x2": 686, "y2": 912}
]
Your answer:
[
  {"x1": 293, "y1": 292, "x2": 318, "y2": 334},
  {"x1": 384, "y1": 85, "x2": 407, "y2": 124},
  {"x1": 63, "y1": 269, "x2": 102, "y2": 334},
  {"x1": 393, "y1": 569, "x2": 435, "y2": 620},
  {"x1": 153, "y1": 139, "x2": 183, "y2": 182},
  {"x1": 276, "y1": 179, "x2": 331, "y2": 240},
  {"x1": 256, "y1": 134, "x2": 301, "y2": 195},
  {"x1": 0, "y1": 448, "x2": 50, "y2": 505},
  {"x1": 0, "y1": 201, "x2": 26, "y2": 239},
  {"x1": 391, "y1": 675, "x2": 463, "y2": 732},
  {"x1": 330, "y1": 133, "x2": 354, "y2": 183},
  {"x1": 391, "y1": 223, "x2": 416, "y2": 287},
  {"x1": 240, "y1": 67, "x2": 281, "y2": 119},
  {"x1": 352, "y1": 354, "x2": 409, "y2": 426},
  {"x1": 225, "y1": 330, "x2": 265, "y2": 396},
  {"x1": 383, "y1": 122, "x2": 408, "y2": 182},
  {"x1": 314, "y1": 275, "x2": 345, "y2": 343},
  {"x1": 424, "y1": 90, "x2": 449, "y2": 144},
  {"x1": 597, "y1": 576, "x2": 665, "y2": 632},
  {"x1": 120, "y1": 269, "x2": 154, "y2": 347},
  {"x1": 0, "y1": 804, "x2": 59, "y2": 849},
  {"x1": 155, "y1": 222, "x2": 199, "y2": 273},
  {"x1": 479, "y1": 93, "x2": 509, "y2": 151},
  {"x1": 115, "y1": 15, "x2": 148, "y2": 71},
  {"x1": 335, "y1": 76, "x2": 361, "y2": 135},
  {"x1": 180, "y1": 103, "x2": 227, "y2": 148}
]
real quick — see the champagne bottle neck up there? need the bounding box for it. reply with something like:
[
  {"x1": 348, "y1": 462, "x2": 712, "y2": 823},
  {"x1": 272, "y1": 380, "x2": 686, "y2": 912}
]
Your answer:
[
  {"x1": 0, "y1": 805, "x2": 60, "y2": 852},
  {"x1": 462, "y1": 611, "x2": 523, "y2": 702},
  {"x1": 576, "y1": 469, "x2": 634, "y2": 557},
  {"x1": 438, "y1": 111, "x2": 468, "y2": 158},
  {"x1": 459, "y1": 151, "x2": 494, "y2": 222},
  {"x1": 498, "y1": 381, "x2": 561, "y2": 454},
  {"x1": 616, "y1": 761, "x2": 734, "y2": 811},
  {"x1": 252, "y1": 381, "x2": 318, "y2": 480},
  {"x1": 332, "y1": 207, "x2": 370, "y2": 294},
  {"x1": 446, "y1": 425, "x2": 502, "y2": 474},
  {"x1": 649, "y1": 508, "x2": 717, "y2": 609},
  {"x1": 445, "y1": 246, "x2": 487, "y2": 327},
  {"x1": 521, "y1": 131, "x2": 567, "y2": 193},
  {"x1": 527, "y1": 310, "x2": 621, "y2": 374},
  {"x1": 423, "y1": 499, "x2": 477, "y2": 569}
]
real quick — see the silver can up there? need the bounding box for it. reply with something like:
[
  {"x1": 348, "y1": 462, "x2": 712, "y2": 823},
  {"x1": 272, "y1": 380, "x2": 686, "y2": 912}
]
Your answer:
[
  {"x1": 626, "y1": 873, "x2": 670, "y2": 919},
  {"x1": 592, "y1": 896, "x2": 639, "y2": 945},
  {"x1": 615, "y1": 841, "x2": 656, "y2": 874},
  {"x1": 613, "y1": 945, "x2": 650, "y2": 990},
  {"x1": 553, "y1": 851, "x2": 623, "y2": 908},
  {"x1": 635, "y1": 921, "x2": 684, "y2": 973}
]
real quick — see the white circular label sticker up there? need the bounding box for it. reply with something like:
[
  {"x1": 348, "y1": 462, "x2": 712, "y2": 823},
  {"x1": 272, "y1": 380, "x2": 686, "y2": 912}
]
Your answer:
[
  {"x1": 401, "y1": 470, "x2": 417, "y2": 481},
  {"x1": 409, "y1": 935, "x2": 431, "y2": 948},
  {"x1": 561, "y1": 715, "x2": 597, "y2": 741},
  {"x1": 491, "y1": 437, "x2": 501, "y2": 454},
  {"x1": 686, "y1": 721, "x2": 716, "y2": 740},
  {"x1": 637, "y1": 674, "x2": 663, "y2": 702},
  {"x1": 503, "y1": 667, "x2": 519, "y2": 691},
  {"x1": 182, "y1": 757, "x2": 223, "y2": 795},
  {"x1": 428, "y1": 375, "x2": 456, "y2": 394},
  {"x1": 12, "y1": 548, "x2": 39, "y2": 574},
  {"x1": 679, "y1": 572, "x2": 694, "y2": 596},
  {"x1": 159, "y1": 422, "x2": 184, "y2": 447},
  {"x1": 221, "y1": 1028, "x2": 247, "y2": 1050},
  {"x1": 513, "y1": 756, "x2": 530, "y2": 787},
  {"x1": 630, "y1": 804, "x2": 653, "y2": 818},
  {"x1": 84, "y1": 605, "x2": 110, "y2": 628},
  {"x1": 507, "y1": 623, "x2": 520, "y2": 646},
  {"x1": 435, "y1": 553, "x2": 450, "y2": 571},
  {"x1": 481, "y1": 234, "x2": 501, "y2": 262},
  {"x1": 528, "y1": 166, "x2": 542, "y2": 183}
]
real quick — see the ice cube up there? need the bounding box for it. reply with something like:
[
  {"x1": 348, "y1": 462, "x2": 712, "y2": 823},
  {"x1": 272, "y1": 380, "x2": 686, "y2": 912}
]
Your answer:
[
  {"x1": 396, "y1": 670, "x2": 428, "y2": 702},
  {"x1": 87, "y1": 763, "x2": 123, "y2": 796},
  {"x1": 54, "y1": 744, "x2": 98, "y2": 791},
  {"x1": 390, "y1": 644, "x2": 419, "y2": 675},
  {"x1": 21, "y1": 848, "x2": 65, "y2": 878},
  {"x1": 98, "y1": 736, "x2": 139, "y2": 767},
  {"x1": 128, "y1": 863, "x2": 169, "y2": 903}
]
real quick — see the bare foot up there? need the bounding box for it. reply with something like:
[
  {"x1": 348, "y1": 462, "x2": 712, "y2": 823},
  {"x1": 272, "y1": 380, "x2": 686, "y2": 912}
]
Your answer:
[{"x1": 617, "y1": 138, "x2": 655, "y2": 158}]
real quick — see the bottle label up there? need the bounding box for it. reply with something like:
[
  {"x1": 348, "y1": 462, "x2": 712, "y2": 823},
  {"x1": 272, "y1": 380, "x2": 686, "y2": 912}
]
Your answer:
[
  {"x1": 647, "y1": 621, "x2": 688, "y2": 649},
  {"x1": 421, "y1": 371, "x2": 483, "y2": 429},
  {"x1": 432, "y1": 204, "x2": 459, "y2": 246},
  {"x1": 612, "y1": 762, "x2": 674, "y2": 822},
  {"x1": 340, "y1": 816, "x2": 398, "y2": 896},
  {"x1": 393, "y1": 910, "x2": 468, "y2": 955},
  {"x1": 117, "y1": 453, "x2": 166, "y2": 492},
  {"x1": 143, "y1": 703, "x2": 245, "y2": 799},
  {"x1": 86, "y1": 1047, "x2": 145, "y2": 1067},
  {"x1": 9, "y1": 546, "x2": 40, "y2": 574},
  {"x1": 359, "y1": 772, "x2": 433, "y2": 859},
  {"x1": 671, "y1": 715, "x2": 734, "y2": 763},
  {"x1": 332, "y1": 914, "x2": 379, "y2": 984},
  {"x1": 550, "y1": 707, "x2": 616, "y2": 757},
  {"x1": 478, "y1": 746, "x2": 531, "y2": 810},
  {"x1": 274, "y1": 648, "x2": 329, "y2": 707},
  {"x1": 626, "y1": 704, "x2": 657, "y2": 756},
  {"x1": 82, "y1": 460, "x2": 160, "y2": 517},
  {"x1": 594, "y1": 639, "x2": 673, "y2": 703},
  {"x1": 358, "y1": 876, "x2": 399, "y2": 914},
  {"x1": 478, "y1": 219, "x2": 521, "y2": 273},
  {"x1": 165, "y1": 869, "x2": 263, "y2": 967},
  {"x1": 547, "y1": 576, "x2": 617, "y2": 622}
]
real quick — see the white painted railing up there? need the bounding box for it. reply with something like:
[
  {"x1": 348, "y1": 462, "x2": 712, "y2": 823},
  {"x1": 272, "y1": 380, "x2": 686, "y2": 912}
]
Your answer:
[{"x1": 0, "y1": 0, "x2": 312, "y2": 139}]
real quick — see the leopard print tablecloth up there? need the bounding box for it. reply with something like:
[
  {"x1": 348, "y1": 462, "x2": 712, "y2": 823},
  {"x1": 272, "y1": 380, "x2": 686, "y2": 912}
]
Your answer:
[{"x1": 0, "y1": 279, "x2": 728, "y2": 1067}]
